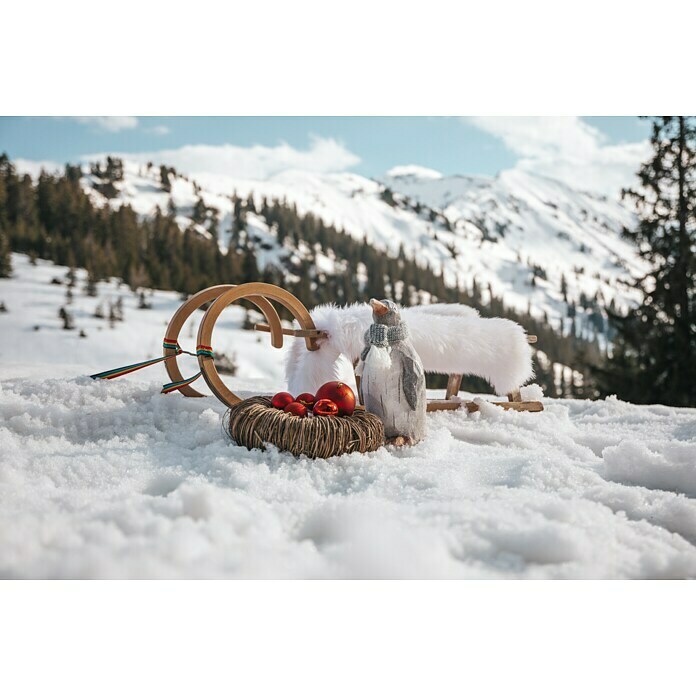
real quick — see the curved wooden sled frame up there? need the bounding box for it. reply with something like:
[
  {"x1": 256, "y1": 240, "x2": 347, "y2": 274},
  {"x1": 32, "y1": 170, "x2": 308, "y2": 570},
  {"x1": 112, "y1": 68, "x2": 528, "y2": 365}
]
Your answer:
[
  {"x1": 196, "y1": 282, "x2": 322, "y2": 407},
  {"x1": 163, "y1": 284, "x2": 284, "y2": 398}
]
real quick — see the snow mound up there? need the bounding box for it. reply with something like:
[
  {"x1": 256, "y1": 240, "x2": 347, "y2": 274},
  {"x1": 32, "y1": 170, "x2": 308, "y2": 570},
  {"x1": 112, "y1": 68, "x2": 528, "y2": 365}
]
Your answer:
[
  {"x1": 520, "y1": 383, "x2": 545, "y2": 401},
  {"x1": 603, "y1": 439, "x2": 696, "y2": 496},
  {"x1": 1, "y1": 372, "x2": 695, "y2": 579}
]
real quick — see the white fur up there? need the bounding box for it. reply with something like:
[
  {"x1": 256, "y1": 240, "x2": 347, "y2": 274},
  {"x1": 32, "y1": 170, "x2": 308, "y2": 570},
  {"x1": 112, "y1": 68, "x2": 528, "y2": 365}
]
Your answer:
[{"x1": 286, "y1": 302, "x2": 534, "y2": 396}]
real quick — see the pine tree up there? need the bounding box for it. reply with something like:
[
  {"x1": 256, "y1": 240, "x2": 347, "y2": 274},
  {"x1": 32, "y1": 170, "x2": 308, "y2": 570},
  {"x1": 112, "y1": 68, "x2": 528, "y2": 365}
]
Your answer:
[
  {"x1": 560, "y1": 273, "x2": 568, "y2": 302},
  {"x1": 597, "y1": 117, "x2": 696, "y2": 406},
  {"x1": 0, "y1": 227, "x2": 11, "y2": 277},
  {"x1": 208, "y1": 209, "x2": 219, "y2": 241},
  {"x1": 160, "y1": 166, "x2": 172, "y2": 193},
  {"x1": 58, "y1": 306, "x2": 75, "y2": 330},
  {"x1": 232, "y1": 195, "x2": 246, "y2": 238},
  {"x1": 105, "y1": 157, "x2": 124, "y2": 182},
  {"x1": 192, "y1": 196, "x2": 208, "y2": 225},
  {"x1": 138, "y1": 289, "x2": 152, "y2": 309},
  {"x1": 242, "y1": 246, "x2": 258, "y2": 282},
  {"x1": 85, "y1": 272, "x2": 98, "y2": 297}
]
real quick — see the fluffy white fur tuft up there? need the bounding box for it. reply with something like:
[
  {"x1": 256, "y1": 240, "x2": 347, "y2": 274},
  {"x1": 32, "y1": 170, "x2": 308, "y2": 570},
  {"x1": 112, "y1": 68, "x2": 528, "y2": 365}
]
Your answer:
[{"x1": 286, "y1": 302, "x2": 534, "y2": 396}]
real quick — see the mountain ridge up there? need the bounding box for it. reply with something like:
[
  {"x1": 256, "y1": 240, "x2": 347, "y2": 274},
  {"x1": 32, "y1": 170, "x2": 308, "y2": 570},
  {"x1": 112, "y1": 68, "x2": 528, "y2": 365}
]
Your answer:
[{"x1": 63, "y1": 156, "x2": 645, "y2": 343}]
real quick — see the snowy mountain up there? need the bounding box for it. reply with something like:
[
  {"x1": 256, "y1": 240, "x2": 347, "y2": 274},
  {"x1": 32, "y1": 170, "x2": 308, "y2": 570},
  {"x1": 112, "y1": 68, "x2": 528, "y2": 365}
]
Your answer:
[
  {"x1": 382, "y1": 166, "x2": 646, "y2": 320},
  {"x1": 71, "y1": 158, "x2": 645, "y2": 339}
]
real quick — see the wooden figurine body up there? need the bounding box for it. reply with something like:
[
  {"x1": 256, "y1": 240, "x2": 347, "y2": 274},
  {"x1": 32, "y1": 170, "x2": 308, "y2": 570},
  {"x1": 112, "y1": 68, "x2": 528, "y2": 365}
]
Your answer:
[{"x1": 357, "y1": 299, "x2": 427, "y2": 445}]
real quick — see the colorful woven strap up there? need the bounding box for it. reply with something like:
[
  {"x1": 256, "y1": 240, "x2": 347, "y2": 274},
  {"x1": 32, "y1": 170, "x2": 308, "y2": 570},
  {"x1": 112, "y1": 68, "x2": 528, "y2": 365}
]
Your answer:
[
  {"x1": 196, "y1": 344, "x2": 214, "y2": 359},
  {"x1": 161, "y1": 371, "x2": 202, "y2": 394},
  {"x1": 160, "y1": 345, "x2": 213, "y2": 394},
  {"x1": 90, "y1": 354, "x2": 172, "y2": 380},
  {"x1": 90, "y1": 338, "x2": 189, "y2": 381},
  {"x1": 162, "y1": 338, "x2": 181, "y2": 352},
  {"x1": 90, "y1": 338, "x2": 214, "y2": 396}
]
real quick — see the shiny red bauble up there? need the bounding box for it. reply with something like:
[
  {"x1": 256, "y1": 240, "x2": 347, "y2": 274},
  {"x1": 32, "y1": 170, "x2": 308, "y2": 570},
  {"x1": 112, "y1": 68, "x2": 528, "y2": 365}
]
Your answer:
[
  {"x1": 314, "y1": 381, "x2": 356, "y2": 416},
  {"x1": 313, "y1": 398, "x2": 339, "y2": 417},
  {"x1": 283, "y1": 401, "x2": 308, "y2": 418},
  {"x1": 295, "y1": 392, "x2": 316, "y2": 409},
  {"x1": 271, "y1": 391, "x2": 295, "y2": 410}
]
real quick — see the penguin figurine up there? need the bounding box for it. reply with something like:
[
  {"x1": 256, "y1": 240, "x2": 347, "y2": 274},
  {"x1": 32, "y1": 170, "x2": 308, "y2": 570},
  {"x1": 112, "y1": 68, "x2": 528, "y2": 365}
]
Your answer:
[{"x1": 356, "y1": 298, "x2": 427, "y2": 446}]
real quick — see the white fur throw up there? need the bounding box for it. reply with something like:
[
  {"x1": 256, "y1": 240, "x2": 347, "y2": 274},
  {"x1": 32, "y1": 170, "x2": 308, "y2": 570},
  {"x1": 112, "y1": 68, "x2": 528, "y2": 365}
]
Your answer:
[{"x1": 286, "y1": 303, "x2": 534, "y2": 396}]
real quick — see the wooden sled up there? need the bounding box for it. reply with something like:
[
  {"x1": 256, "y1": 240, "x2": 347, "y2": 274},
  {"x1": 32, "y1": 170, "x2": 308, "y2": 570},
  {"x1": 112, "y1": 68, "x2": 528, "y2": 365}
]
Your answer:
[{"x1": 163, "y1": 282, "x2": 543, "y2": 413}]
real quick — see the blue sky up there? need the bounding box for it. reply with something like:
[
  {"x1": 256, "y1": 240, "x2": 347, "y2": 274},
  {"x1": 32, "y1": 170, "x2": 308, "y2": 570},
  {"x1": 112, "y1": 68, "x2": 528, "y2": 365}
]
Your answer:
[{"x1": 0, "y1": 116, "x2": 651, "y2": 194}]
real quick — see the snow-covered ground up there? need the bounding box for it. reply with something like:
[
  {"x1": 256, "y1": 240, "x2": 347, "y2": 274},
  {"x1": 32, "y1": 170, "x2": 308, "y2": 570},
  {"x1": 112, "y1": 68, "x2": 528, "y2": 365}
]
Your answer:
[
  {"x1": 2, "y1": 255, "x2": 696, "y2": 578},
  {"x1": 0, "y1": 254, "x2": 286, "y2": 389}
]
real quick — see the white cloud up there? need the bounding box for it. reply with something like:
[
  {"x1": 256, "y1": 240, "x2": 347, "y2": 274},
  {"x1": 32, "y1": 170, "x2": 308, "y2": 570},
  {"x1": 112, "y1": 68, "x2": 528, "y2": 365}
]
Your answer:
[
  {"x1": 72, "y1": 116, "x2": 139, "y2": 132},
  {"x1": 466, "y1": 116, "x2": 649, "y2": 196},
  {"x1": 149, "y1": 125, "x2": 170, "y2": 136},
  {"x1": 89, "y1": 136, "x2": 360, "y2": 181}
]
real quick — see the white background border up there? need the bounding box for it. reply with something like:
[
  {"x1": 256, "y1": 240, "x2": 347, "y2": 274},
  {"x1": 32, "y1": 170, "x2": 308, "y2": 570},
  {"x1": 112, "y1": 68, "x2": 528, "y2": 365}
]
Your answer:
[
  {"x1": 2, "y1": 2, "x2": 695, "y2": 694},
  {"x1": 1, "y1": 582, "x2": 694, "y2": 695},
  {"x1": 4, "y1": 1, "x2": 696, "y2": 115}
]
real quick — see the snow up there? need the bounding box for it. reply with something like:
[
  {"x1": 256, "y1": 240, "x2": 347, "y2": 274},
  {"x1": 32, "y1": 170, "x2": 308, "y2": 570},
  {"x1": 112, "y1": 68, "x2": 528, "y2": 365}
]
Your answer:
[
  {"x1": 1, "y1": 371, "x2": 695, "y2": 579},
  {"x1": 386, "y1": 164, "x2": 444, "y2": 180},
  {"x1": 520, "y1": 383, "x2": 544, "y2": 401},
  {"x1": 382, "y1": 166, "x2": 648, "y2": 321},
  {"x1": 2, "y1": 255, "x2": 696, "y2": 579},
  {"x1": 0, "y1": 254, "x2": 286, "y2": 387},
  {"x1": 603, "y1": 439, "x2": 696, "y2": 497}
]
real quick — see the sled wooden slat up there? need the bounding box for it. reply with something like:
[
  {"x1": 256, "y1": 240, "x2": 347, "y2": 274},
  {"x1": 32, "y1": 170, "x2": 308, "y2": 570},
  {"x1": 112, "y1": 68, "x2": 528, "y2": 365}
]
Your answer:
[
  {"x1": 427, "y1": 399, "x2": 544, "y2": 413},
  {"x1": 254, "y1": 323, "x2": 328, "y2": 339},
  {"x1": 426, "y1": 400, "x2": 462, "y2": 411},
  {"x1": 445, "y1": 374, "x2": 463, "y2": 400}
]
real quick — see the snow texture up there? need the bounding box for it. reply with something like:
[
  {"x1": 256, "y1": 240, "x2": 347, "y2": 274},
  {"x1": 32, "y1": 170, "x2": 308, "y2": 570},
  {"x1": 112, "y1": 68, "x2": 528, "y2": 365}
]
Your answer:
[
  {"x1": 2, "y1": 256, "x2": 696, "y2": 579},
  {"x1": 1, "y1": 375, "x2": 696, "y2": 579}
]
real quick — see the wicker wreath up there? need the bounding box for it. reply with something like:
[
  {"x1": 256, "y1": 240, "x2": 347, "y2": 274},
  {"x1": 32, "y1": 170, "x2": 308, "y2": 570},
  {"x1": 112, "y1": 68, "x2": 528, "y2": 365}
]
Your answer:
[{"x1": 225, "y1": 397, "x2": 385, "y2": 458}]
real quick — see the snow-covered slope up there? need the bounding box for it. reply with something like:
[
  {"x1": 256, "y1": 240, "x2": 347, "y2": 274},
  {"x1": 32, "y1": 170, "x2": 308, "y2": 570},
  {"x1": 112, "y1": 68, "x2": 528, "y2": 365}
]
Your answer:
[
  {"x1": 70, "y1": 158, "x2": 645, "y2": 337},
  {"x1": 0, "y1": 254, "x2": 286, "y2": 390},
  {"x1": 2, "y1": 254, "x2": 696, "y2": 579},
  {"x1": 383, "y1": 167, "x2": 646, "y2": 323}
]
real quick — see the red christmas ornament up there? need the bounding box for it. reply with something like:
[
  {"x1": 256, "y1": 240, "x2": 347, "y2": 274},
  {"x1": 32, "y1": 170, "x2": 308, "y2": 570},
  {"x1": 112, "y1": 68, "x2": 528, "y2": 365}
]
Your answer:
[
  {"x1": 283, "y1": 401, "x2": 308, "y2": 417},
  {"x1": 295, "y1": 392, "x2": 316, "y2": 409},
  {"x1": 271, "y1": 392, "x2": 295, "y2": 410},
  {"x1": 313, "y1": 398, "x2": 339, "y2": 417},
  {"x1": 314, "y1": 381, "x2": 356, "y2": 416}
]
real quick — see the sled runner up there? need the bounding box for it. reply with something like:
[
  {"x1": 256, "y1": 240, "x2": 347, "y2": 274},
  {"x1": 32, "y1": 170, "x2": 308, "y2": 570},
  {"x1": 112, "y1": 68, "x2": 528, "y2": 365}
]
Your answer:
[{"x1": 92, "y1": 283, "x2": 543, "y2": 413}]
